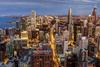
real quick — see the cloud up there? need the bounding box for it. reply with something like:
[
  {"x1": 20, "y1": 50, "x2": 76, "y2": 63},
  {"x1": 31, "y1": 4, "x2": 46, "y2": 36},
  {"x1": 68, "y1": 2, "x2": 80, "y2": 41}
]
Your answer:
[
  {"x1": 73, "y1": 0, "x2": 97, "y2": 3},
  {"x1": 0, "y1": 0, "x2": 70, "y2": 5},
  {"x1": 0, "y1": 0, "x2": 99, "y2": 16},
  {"x1": 82, "y1": 0, "x2": 93, "y2": 2},
  {"x1": 0, "y1": 0, "x2": 68, "y2": 6},
  {"x1": 0, "y1": 2, "x2": 37, "y2": 5}
]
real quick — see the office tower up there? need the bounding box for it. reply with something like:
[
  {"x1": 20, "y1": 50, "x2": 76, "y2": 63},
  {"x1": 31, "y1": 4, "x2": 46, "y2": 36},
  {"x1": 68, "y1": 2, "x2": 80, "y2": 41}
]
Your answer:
[
  {"x1": 21, "y1": 31, "x2": 28, "y2": 40},
  {"x1": 39, "y1": 31, "x2": 44, "y2": 42},
  {"x1": 5, "y1": 29, "x2": 9, "y2": 36},
  {"x1": 13, "y1": 31, "x2": 28, "y2": 48},
  {"x1": 0, "y1": 29, "x2": 6, "y2": 36},
  {"x1": 44, "y1": 16, "x2": 49, "y2": 25},
  {"x1": 30, "y1": 46, "x2": 54, "y2": 67},
  {"x1": 58, "y1": 27, "x2": 61, "y2": 35},
  {"x1": 73, "y1": 23, "x2": 77, "y2": 42},
  {"x1": 92, "y1": 7, "x2": 96, "y2": 25},
  {"x1": 76, "y1": 33, "x2": 82, "y2": 46},
  {"x1": 20, "y1": 17, "x2": 27, "y2": 31},
  {"x1": 88, "y1": 41, "x2": 97, "y2": 57},
  {"x1": 26, "y1": 16, "x2": 31, "y2": 31},
  {"x1": 79, "y1": 49, "x2": 88, "y2": 67},
  {"x1": 95, "y1": 24, "x2": 100, "y2": 37},
  {"x1": 74, "y1": 20, "x2": 82, "y2": 42},
  {"x1": 91, "y1": 7, "x2": 97, "y2": 37},
  {"x1": 63, "y1": 29, "x2": 69, "y2": 41},
  {"x1": 88, "y1": 15, "x2": 94, "y2": 37},
  {"x1": 65, "y1": 52, "x2": 78, "y2": 67},
  {"x1": 55, "y1": 16, "x2": 59, "y2": 33},
  {"x1": 40, "y1": 16, "x2": 43, "y2": 25},
  {"x1": 88, "y1": 7, "x2": 97, "y2": 37},
  {"x1": 87, "y1": 7, "x2": 96, "y2": 38},
  {"x1": 6, "y1": 41, "x2": 14, "y2": 58},
  {"x1": 64, "y1": 41, "x2": 68, "y2": 54},
  {"x1": 68, "y1": 8, "x2": 74, "y2": 41},
  {"x1": 16, "y1": 21, "x2": 20, "y2": 30},
  {"x1": 36, "y1": 16, "x2": 43, "y2": 29},
  {"x1": 80, "y1": 37, "x2": 88, "y2": 49},
  {"x1": 36, "y1": 16, "x2": 40, "y2": 26},
  {"x1": 55, "y1": 34, "x2": 63, "y2": 54},
  {"x1": 6, "y1": 28, "x2": 16, "y2": 37},
  {"x1": 56, "y1": 42, "x2": 63, "y2": 54},
  {"x1": 96, "y1": 36, "x2": 100, "y2": 52},
  {"x1": 29, "y1": 30, "x2": 40, "y2": 46},
  {"x1": 31, "y1": 11, "x2": 36, "y2": 30},
  {"x1": 0, "y1": 40, "x2": 6, "y2": 62},
  {"x1": 82, "y1": 20, "x2": 88, "y2": 36}
]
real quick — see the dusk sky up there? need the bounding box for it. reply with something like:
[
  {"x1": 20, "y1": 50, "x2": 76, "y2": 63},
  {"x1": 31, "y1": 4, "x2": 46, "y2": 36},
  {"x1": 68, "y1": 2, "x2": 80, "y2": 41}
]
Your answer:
[{"x1": 0, "y1": 0, "x2": 100, "y2": 16}]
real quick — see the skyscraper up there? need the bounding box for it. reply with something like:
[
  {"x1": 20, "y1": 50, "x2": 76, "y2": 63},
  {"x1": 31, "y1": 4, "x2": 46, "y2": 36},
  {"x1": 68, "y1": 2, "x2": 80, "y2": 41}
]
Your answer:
[
  {"x1": 55, "y1": 16, "x2": 59, "y2": 33},
  {"x1": 31, "y1": 11, "x2": 36, "y2": 30},
  {"x1": 91, "y1": 7, "x2": 97, "y2": 37},
  {"x1": 81, "y1": 37, "x2": 88, "y2": 49},
  {"x1": 20, "y1": 17, "x2": 27, "y2": 31},
  {"x1": 88, "y1": 7, "x2": 97, "y2": 37},
  {"x1": 64, "y1": 41, "x2": 68, "y2": 54},
  {"x1": 68, "y1": 8, "x2": 74, "y2": 41},
  {"x1": 88, "y1": 15, "x2": 94, "y2": 37},
  {"x1": 96, "y1": 36, "x2": 100, "y2": 52},
  {"x1": 92, "y1": 7, "x2": 96, "y2": 25},
  {"x1": 82, "y1": 20, "x2": 88, "y2": 36}
]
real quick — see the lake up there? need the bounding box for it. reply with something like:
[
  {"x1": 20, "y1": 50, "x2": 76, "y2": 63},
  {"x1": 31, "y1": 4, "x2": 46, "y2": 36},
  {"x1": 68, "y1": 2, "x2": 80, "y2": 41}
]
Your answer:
[{"x1": 0, "y1": 17, "x2": 19, "y2": 28}]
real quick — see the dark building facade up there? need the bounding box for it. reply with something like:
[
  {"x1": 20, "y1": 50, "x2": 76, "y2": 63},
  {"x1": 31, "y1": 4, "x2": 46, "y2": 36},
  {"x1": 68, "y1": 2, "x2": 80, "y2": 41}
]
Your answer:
[{"x1": 30, "y1": 46, "x2": 54, "y2": 67}]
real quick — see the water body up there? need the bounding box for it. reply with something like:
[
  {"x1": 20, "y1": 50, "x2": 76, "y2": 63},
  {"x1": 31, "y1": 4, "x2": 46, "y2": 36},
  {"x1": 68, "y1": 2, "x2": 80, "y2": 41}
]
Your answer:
[{"x1": 0, "y1": 17, "x2": 18, "y2": 28}]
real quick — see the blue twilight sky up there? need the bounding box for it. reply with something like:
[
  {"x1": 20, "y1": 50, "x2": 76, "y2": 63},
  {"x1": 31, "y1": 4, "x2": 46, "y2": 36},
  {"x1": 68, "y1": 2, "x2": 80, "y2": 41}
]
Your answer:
[{"x1": 0, "y1": 0, "x2": 100, "y2": 16}]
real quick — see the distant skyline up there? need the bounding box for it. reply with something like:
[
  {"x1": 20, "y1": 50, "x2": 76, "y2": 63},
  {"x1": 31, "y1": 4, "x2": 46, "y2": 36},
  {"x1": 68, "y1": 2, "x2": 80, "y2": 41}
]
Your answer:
[{"x1": 0, "y1": 0, "x2": 100, "y2": 16}]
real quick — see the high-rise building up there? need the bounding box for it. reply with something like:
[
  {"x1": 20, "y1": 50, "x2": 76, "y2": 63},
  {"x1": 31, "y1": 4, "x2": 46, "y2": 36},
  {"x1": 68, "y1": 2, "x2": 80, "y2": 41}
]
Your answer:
[
  {"x1": 63, "y1": 29, "x2": 69, "y2": 41},
  {"x1": 55, "y1": 34, "x2": 63, "y2": 54},
  {"x1": 55, "y1": 16, "x2": 59, "y2": 33},
  {"x1": 64, "y1": 41, "x2": 68, "y2": 54},
  {"x1": 65, "y1": 52, "x2": 78, "y2": 67},
  {"x1": 88, "y1": 15, "x2": 94, "y2": 37},
  {"x1": 31, "y1": 11, "x2": 36, "y2": 30},
  {"x1": 13, "y1": 31, "x2": 29, "y2": 48},
  {"x1": 80, "y1": 37, "x2": 88, "y2": 49},
  {"x1": 6, "y1": 41, "x2": 14, "y2": 58},
  {"x1": 20, "y1": 17, "x2": 27, "y2": 31},
  {"x1": 92, "y1": 7, "x2": 96, "y2": 25},
  {"x1": 96, "y1": 36, "x2": 100, "y2": 52},
  {"x1": 88, "y1": 41, "x2": 97, "y2": 57},
  {"x1": 91, "y1": 7, "x2": 97, "y2": 37},
  {"x1": 79, "y1": 49, "x2": 88, "y2": 67},
  {"x1": 30, "y1": 45, "x2": 54, "y2": 67},
  {"x1": 67, "y1": 8, "x2": 74, "y2": 41},
  {"x1": 21, "y1": 31, "x2": 28, "y2": 40},
  {"x1": 82, "y1": 20, "x2": 88, "y2": 36},
  {"x1": 88, "y1": 7, "x2": 97, "y2": 37},
  {"x1": 6, "y1": 28, "x2": 16, "y2": 36},
  {"x1": 76, "y1": 33, "x2": 82, "y2": 46},
  {"x1": 95, "y1": 24, "x2": 100, "y2": 37},
  {"x1": 74, "y1": 20, "x2": 82, "y2": 42},
  {"x1": 16, "y1": 21, "x2": 20, "y2": 30},
  {"x1": 0, "y1": 29, "x2": 6, "y2": 36}
]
